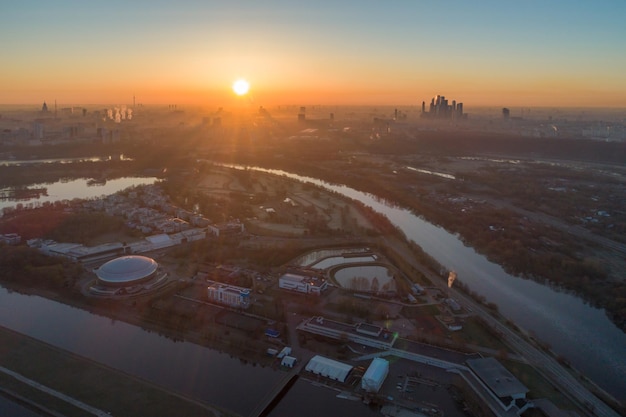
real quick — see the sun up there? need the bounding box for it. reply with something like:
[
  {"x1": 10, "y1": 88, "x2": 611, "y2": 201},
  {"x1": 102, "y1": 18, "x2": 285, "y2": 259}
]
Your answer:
[{"x1": 232, "y1": 79, "x2": 250, "y2": 96}]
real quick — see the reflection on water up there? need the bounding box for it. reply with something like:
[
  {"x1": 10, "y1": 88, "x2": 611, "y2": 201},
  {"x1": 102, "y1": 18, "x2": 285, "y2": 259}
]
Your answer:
[
  {"x1": 311, "y1": 255, "x2": 376, "y2": 269},
  {"x1": 0, "y1": 287, "x2": 282, "y2": 416},
  {"x1": 333, "y1": 265, "x2": 396, "y2": 293},
  {"x1": 406, "y1": 166, "x2": 456, "y2": 180},
  {"x1": 0, "y1": 155, "x2": 133, "y2": 166},
  {"x1": 293, "y1": 248, "x2": 371, "y2": 266},
  {"x1": 0, "y1": 177, "x2": 157, "y2": 213},
  {"x1": 224, "y1": 163, "x2": 626, "y2": 400}
]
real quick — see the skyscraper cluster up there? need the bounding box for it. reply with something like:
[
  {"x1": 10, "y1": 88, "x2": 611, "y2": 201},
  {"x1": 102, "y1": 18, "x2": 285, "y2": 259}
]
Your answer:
[{"x1": 421, "y1": 95, "x2": 465, "y2": 120}]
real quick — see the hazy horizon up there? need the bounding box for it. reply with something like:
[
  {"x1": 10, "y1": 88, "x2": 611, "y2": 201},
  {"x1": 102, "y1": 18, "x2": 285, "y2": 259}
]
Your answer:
[{"x1": 2, "y1": 1, "x2": 625, "y2": 108}]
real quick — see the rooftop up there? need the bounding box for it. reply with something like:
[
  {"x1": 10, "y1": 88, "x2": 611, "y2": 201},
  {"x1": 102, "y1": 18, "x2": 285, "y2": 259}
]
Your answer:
[{"x1": 467, "y1": 357, "x2": 529, "y2": 398}]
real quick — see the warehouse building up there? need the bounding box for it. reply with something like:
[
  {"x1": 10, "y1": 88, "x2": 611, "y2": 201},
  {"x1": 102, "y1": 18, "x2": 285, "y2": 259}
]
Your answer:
[
  {"x1": 467, "y1": 357, "x2": 530, "y2": 412},
  {"x1": 361, "y1": 358, "x2": 389, "y2": 393},
  {"x1": 305, "y1": 355, "x2": 353, "y2": 382}
]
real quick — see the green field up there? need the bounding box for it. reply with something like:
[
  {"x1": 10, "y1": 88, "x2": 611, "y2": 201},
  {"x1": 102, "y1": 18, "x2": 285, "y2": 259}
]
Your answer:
[{"x1": 503, "y1": 359, "x2": 576, "y2": 410}]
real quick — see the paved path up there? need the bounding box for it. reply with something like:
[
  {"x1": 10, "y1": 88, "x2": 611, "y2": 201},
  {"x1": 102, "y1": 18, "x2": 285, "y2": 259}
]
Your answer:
[{"x1": 0, "y1": 365, "x2": 112, "y2": 416}]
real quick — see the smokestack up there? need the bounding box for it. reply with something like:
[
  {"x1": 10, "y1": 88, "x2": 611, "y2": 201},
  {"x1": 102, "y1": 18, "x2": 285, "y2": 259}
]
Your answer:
[{"x1": 447, "y1": 271, "x2": 457, "y2": 288}]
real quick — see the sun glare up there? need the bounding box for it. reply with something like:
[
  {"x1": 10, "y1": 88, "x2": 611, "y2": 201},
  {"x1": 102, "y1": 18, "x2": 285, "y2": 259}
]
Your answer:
[{"x1": 232, "y1": 79, "x2": 250, "y2": 96}]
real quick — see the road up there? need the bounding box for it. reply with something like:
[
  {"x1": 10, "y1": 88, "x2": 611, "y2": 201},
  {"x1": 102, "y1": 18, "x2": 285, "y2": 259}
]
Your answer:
[{"x1": 382, "y1": 235, "x2": 620, "y2": 417}]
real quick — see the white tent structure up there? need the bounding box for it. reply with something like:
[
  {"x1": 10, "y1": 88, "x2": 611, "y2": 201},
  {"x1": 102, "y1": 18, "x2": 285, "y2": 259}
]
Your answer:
[
  {"x1": 281, "y1": 356, "x2": 297, "y2": 368},
  {"x1": 361, "y1": 358, "x2": 389, "y2": 393},
  {"x1": 305, "y1": 355, "x2": 353, "y2": 382}
]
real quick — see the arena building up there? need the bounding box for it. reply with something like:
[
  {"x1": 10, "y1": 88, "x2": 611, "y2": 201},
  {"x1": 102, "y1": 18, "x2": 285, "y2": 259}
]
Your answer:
[{"x1": 95, "y1": 255, "x2": 159, "y2": 288}]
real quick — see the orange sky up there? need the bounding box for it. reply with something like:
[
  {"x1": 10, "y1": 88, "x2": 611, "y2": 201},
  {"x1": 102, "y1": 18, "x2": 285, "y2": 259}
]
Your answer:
[{"x1": 1, "y1": 2, "x2": 625, "y2": 108}]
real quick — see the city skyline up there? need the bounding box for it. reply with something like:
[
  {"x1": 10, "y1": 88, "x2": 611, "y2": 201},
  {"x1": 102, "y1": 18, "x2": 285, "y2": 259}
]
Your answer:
[{"x1": 1, "y1": 1, "x2": 626, "y2": 107}]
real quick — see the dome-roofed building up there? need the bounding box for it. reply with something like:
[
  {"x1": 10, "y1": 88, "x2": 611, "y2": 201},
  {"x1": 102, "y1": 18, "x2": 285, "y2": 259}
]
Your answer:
[{"x1": 95, "y1": 255, "x2": 159, "y2": 287}]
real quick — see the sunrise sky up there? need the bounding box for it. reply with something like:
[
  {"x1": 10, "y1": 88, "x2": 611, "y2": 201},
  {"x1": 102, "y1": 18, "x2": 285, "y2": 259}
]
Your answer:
[{"x1": 2, "y1": 1, "x2": 625, "y2": 107}]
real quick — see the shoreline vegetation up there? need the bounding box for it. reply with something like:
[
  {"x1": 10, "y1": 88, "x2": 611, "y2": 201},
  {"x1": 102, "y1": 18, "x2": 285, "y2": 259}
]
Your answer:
[
  {"x1": 250, "y1": 157, "x2": 626, "y2": 332},
  {"x1": 1, "y1": 147, "x2": 625, "y2": 414},
  {"x1": 1, "y1": 138, "x2": 624, "y2": 332}
]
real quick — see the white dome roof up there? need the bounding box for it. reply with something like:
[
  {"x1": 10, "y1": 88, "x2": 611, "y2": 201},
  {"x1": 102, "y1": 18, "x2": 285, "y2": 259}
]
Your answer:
[{"x1": 97, "y1": 255, "x2": 158, "y2": 284}]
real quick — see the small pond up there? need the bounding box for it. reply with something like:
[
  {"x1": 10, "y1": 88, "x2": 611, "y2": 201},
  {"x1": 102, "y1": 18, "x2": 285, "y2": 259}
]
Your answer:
[
  {"x1": 310, "y1": 255, "x2": 377, "y2": 270},
  {"x1": 333, "y1": 265, "x2": 396, "y2": 293}
]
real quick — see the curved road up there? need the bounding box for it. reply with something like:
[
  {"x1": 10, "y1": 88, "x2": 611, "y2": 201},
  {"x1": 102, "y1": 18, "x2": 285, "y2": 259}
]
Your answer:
[{"x1": 383, "y1": 235, "x2": 620, "y2": 417}]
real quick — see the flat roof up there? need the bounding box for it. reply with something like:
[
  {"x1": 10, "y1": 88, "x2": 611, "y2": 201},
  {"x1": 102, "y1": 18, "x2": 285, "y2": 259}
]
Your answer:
[
  {"x1": 280, "y1": 273, "x2": 307, "y2": 282},
  {"x1": 467, "y1": 357, "x2": 529, "y2": 398}
]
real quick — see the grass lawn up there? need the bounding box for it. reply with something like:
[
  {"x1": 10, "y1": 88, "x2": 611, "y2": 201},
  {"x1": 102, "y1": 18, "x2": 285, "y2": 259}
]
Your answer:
[
  {"x1": 451, "y1": 316, "x2": 510, "y2": 352},
  {"x1": 502, "y1": 359, "x2": 576, "y2": 410},
  {"x1": 400, "y1": 304, "x2": 440, "y2": 318}
]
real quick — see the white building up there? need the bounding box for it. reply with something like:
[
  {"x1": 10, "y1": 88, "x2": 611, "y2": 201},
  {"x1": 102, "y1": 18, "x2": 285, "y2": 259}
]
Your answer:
[
  {"x1": 281, "y1": 356, "x2": 297, "y2": 368},
  {"x1": 279, "y1": 272, "x2": 328, "y2": 295},
  {"x1": 361, "y1": 358, "x2": 389, "y2": 393},
  {"x1": 0, "y1": 233, "x2": 21, "y2": 245},
  {"x1": 207, "y1": 281, "x2": 251, "y2": 309},
  {"x1": 305, "y1": 355, "x2": 353, "y2": 382}
]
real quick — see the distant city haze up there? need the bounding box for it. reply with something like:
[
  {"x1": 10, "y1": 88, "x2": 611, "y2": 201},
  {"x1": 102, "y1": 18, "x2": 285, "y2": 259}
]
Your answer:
[{"x1": 1, "y1": 1, "x2": 625, "y2": 107}]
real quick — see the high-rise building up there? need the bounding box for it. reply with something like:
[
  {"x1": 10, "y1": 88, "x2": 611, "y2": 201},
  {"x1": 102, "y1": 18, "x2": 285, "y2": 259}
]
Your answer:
[{"x1": 421, "y1": 95, "x2": 465, "y2": 120}]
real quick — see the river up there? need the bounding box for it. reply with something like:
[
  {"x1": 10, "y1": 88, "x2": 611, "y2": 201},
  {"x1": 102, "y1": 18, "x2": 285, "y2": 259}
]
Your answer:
[
  {"x1": 0, "y1": 177, "x2": 157, "y2": 213},
  {"x1": 226, "y1": 164, "x2": 626, "y2": 401},
  {"x1": 1, "y1": 164, "x2": 625, "y2": 401},
  {"x1": 0, "y1": 287, "x2": 283, "y2": 416}
]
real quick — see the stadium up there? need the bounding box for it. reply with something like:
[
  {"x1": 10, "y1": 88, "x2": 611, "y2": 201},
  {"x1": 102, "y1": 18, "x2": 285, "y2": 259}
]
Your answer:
[{"x1": 95, "y1": 255, "x2": 159, "y2": 288}]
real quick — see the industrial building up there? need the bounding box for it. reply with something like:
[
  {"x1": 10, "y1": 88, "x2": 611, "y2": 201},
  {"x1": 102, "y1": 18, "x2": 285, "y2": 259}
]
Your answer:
[
  {"x1": 467, "y1": 357, "x2": 530, "y2": 412},
  {"x1": 28, "y1": 227, "x2": 206, "y2": 263},
  {"x1": 278, "y1": 272, "x2": 328, "y2": 295},
  {"x1": 361, "y1": 358, "x2": 389, "y2": 393},
  {"x1": 297, "y1": 316, "x2": 397, "y2": 350},
  {"x1": 305, "y1": 355, "x2": 353, "y2": 382},
  {"x1": 207, "y1": 221, "x2": 244, "y2": 237},
  {"x1": 95, "y1": 255, "x2": 159, "y2": 287},
  {"x1": 206, "y1": 281, "x2": 251, "y2": 309}
]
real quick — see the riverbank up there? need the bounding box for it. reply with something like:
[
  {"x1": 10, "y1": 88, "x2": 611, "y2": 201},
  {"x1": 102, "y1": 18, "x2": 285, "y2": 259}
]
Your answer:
[
  {"x1": 0, "y1": 325, "x2": 227, "y2": 417},
  {"x1": 224, "y1": 153, "x2": 626, "y2": 333}
]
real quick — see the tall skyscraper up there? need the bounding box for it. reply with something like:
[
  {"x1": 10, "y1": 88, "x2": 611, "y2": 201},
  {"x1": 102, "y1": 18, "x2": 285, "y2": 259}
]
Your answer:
[{"x1": 421, "y1": 95, "x2": 465, "y2": 120}]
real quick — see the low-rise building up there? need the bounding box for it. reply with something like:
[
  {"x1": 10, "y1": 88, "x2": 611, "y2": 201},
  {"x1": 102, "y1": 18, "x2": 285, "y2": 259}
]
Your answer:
[
  {"x1": 0, "y1": 233, "x2": 21, "y2": 245},
  {"x1": 206, "y1": 281, "x2": 251, "y2": 309},
  {"x1": 208, "y1": 221, "x2": 244, "y2": 237},
  {"x1": 305, "y1": 355, "x2": 353, "y2": 382},
  {"x1": 361, "y1": 358, "x2": 389, "y2": 393},
  {"x1": 298, "y1": 316, "x2": 397, "y2": 350},
  {"x1": 279, "y1": 272, "x2": 328, "y2": 295},
  {"x1": 467, "y1": 357, "x2": 531, "y2": 412}
]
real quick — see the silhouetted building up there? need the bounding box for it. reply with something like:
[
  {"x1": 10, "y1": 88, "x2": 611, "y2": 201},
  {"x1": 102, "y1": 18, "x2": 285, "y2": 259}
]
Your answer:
[
  {"x1": 502, "y1": 108, "x2": 510, "y2": 119},
  {"x1": 421, "y1": 94, "x2": 465, "y2": 120},
  {"x1": 298, "y1": 106, "x2": 306, "y2": 122},
  {"x1": 42, "y1": 102, "x2": 48, "y2": 112}
]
